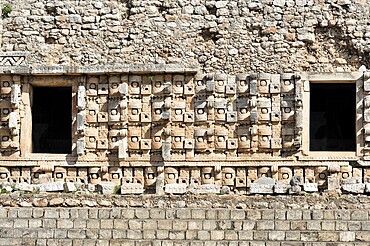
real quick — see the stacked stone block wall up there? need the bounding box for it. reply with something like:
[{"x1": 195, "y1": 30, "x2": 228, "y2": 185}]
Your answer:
[
  {"x1": 1, "y1": 0, "x2": 370, "y2": 73},
  {"x1": 1, "y1": 207, "x2": 370, "y2": 245}
]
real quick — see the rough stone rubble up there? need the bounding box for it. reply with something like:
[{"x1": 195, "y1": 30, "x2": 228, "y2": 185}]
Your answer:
[{"x1": 1, "y1": 0, "x2": 370, "y2": 73}]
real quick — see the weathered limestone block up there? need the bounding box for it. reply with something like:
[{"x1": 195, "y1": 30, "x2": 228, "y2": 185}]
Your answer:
[
  {"x1": 222, "y1": 167, "x2": 235, "y2": 186},
  {"x1": 201, "y1": 167, "x2": 215, "y2": 185},
  {"x1": 342, "y1": 183, "x2": 365, "y2": 194},
  {"x1": 96, "y1": 181, "x2": 116, "y2": 194},
  {"x1": 38, "y1": 182, "x2": 64, "y2": 192},
  {"x1": 257, "y1": 97, "x2": 271, "y2": 122},
  {"x1": 189, "y1": 184, "x2": 221, "y2": 194},
  {"x1": 162, "y1": 141, "x2": 171, "y2": 161},
  {"x1": 0, "y1": 167, "x2": 9, "y2": 182},
  {"x1": 127, "y1": 126, "x2": 141, "y2": 150},
  {"x1": 172, "y1": 75, "x2": 185, "y2": 94},
  {"x1": 164, "y1": 183, "x2": 187, "y2": 194},
  {"x1": 171, "y1": 99, "x2": 186, "y2": 122},
  {"x1": 327, "y1": 176, "x2": 340, "y2": 193},
  {"x1": 14, "y1": 182, "x2": 35, "y2": 192},
  {"x1": 164, "y1": 167, "x2": 178, "y2": 184},
  {"x1": 236, "y1": 73, "x2": 249, "y2": 94},
  {"x1": 289, "y1": 175, "x2": 302, "y2": 194},
  {"x1": 365, "y1": 183, "x2": 370, "y2": 193},
  {"x1": 122, "y1": 168, "x2": 133, "y2": 184},
  {"x1": 178, "y1": 168, "x2": 190, "y2": 185},
  {"x1": 303, "y1": 183, "x2": 319, "y2": 192},
  {"x1": 235, "y1": 168, "x2": 247, "y2": 188},
  {"x1": 144, "y1": 167, "x2": 157, "y2": 187},
  {"x1": 128, "y1": 98, "x2": 142, "y2": 122},
  {"x1": 121, "y1": 183, "x2": 144, "y2": 194},
  {"x1": 171, "y1": 127, "x2": 185, "y2": 150},
  {"x1": 214, "y1": 73, "x2": 227, "y2": 94},
  {"x1": 342, "y1": 178, "x2": 365, "y2": 194},
  {"x1": 274, "y1": 181, "x2": 290, "y2": 194},
  {"x1": 108, "y1": 76, "x2": 121, "y2": 95},
  {"x1": 64, "y1": 182, "x2": 77, "y2": 193},
  {"x1": 226, "y1": 138, "x2": 238, "y2": 150},
  {"x1": 278, "y1": 167, "x2": 292, "y2": 185},
  {"x1": 258, "y1": 73, "x2": 271, "y2": 94},
  {"x1": 108, "y1": 99, "x2": 120, "y2": 122},
  {"x1": 129, "y1": 75, "x2": 141, "y2": 95},
  {"x1": 195, "y1": 99, "x2": 208, "y2": 122},
  {"x1": 250, "y1": 177, "x2": 275, "y2": 194},
  {"x1": 108, "y1": 167, "x2": 122, "y2": 184},
  {"x1": 88, "y1": 167, "x2": 101, "y2": 184}
]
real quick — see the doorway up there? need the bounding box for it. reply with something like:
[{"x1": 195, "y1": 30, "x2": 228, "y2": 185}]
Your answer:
[
  {"x1": 32, "y1": 87, "x2": 72, "y2": 153},
  {"x1": 309, "y1": 83, "x2": 356, "y2": 151}
]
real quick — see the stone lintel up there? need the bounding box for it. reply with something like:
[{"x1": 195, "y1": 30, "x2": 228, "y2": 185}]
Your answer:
[{"x1": 0, "y1": 64, "x2": 199, "y2": 75}]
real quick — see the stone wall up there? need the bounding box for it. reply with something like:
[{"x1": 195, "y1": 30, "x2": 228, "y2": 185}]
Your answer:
[
  {"x1": 1, "y1": 1, "x2": 370, "y2": 195},
  {"x1": 1, "y1": 206, "x2": 370, "y2": 245},
  {"x1": 0, "y1": 71, "x2": 367, "y2": 196},
  {"x1": 1, "y1": 0, "x2": 370, "y2": 73}
]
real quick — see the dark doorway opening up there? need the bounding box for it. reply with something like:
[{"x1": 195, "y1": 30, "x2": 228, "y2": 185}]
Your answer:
[
  {"x1": 310, "y1": 83, "x2": 356, "y2": 151},
  {"x1": 32, "y1": 87, "x2": 72, "y2": 153}
]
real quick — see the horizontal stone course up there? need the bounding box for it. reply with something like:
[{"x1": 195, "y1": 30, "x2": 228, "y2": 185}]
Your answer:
[{"x1": 0, "y1": 208, "x2": 370, "y2": 244}]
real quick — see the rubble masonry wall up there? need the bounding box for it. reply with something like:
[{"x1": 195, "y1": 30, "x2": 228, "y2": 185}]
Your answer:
[{"x1": 1, "y1": 0, "x2": 370, "y2": 73}]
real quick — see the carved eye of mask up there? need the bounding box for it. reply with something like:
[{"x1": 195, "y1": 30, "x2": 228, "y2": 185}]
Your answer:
[
  {"x1": 175, "y1": 81, "x2": 182, "y2": 87},
  {"x1": 89, "y1": 137, "x2": 95, "y2": 142},
  {"x1": 175, "y1": 109, "x2": 182, "y2": 115},
  {"x1": 217, "y1": 108, "x2": 225, "y2": 114},
  {"x1": 174, "y1": 136, "x2": 181, "y2": 142},
  {"x1": 239, "y1": 80, "x2": 246, "y2": 86},
  {"x1": 197, "y1": 80, "x2": 204, "y2": 86},
  {"x1": 240, "y1": 108, "x2": 247, "y2": 114},
  {"x1": 261, "y1": 108, "x2": 268, "y2": 114},
  {"x1": 155, "y1": 109, "x2": 162, "y2": 115},
  {"x1": 197, "y1": 136, "x2": 204, "y2": 142},
  {"x1": 197, "y1": 108, "x2": 204, "y2": 114},
  {"x1": 154, "y1": 136, "x2": 161, "y2": 142},
  {"x1": 225, "y1": 173, "x2": 232, "y2": 179},
  {"x1": 282, "y1": 173, "x2": 289, "y2": 179},
  {"x1": 131, "y1": 81, "x2": 139, "y2": 88},
  {"x1": 132, "y1": 109, "x2": 139, "y2": 115},
  {"x1": 319, "y1": 173, "x2": 326, "y2": 179},
  {"x1": 90, "y1": 173, "x2": 99, "y2": 179},
  {"x1": 111, "y1": 109, "x2": 117, "y2": 115},
  {"x1": 111, "y1": 83, "x2": 118, "y2": 89},
  {"x1": 240, "y1": 136, "x2": 247, "y2": 142},
  {"x1": 147, "y1": 173, "x2": 155, "y2": 179},
  {"x1": 217, "y1": 80, "x2": 224, "y2": 86},
  {"x1": 131, "y1": 136, "x2": 139, "y2": 142},
  {"x1": 155, "y1": 81, "x2": 162, "y2": 88},
  {"x1": 260, "y1": 80, "x2": 267, "y2": 86},
  {"x1": 284, "y1": 107, "x2": 291, "y2": 113},
  {"x1": 89, "y1": 83, "x2": 96, "y2": 89},
  {"x1": 284, "y1": 80, "x2": 291, "y2": 85},
  {"x1": 168, "y1": 173, "x2": 176, "y2": 179},
  {"x1": 217, "y1": 136, "x2": 225, "y2": 142}
]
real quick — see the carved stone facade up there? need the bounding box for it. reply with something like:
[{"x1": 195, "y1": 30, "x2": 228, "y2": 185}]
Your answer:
[
  {"x1": 0, "y1": 59, "x2": 368, "y2": 195},
  {"x1": 2, "y1": 0, "x2": 370, "y2": 195}
]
